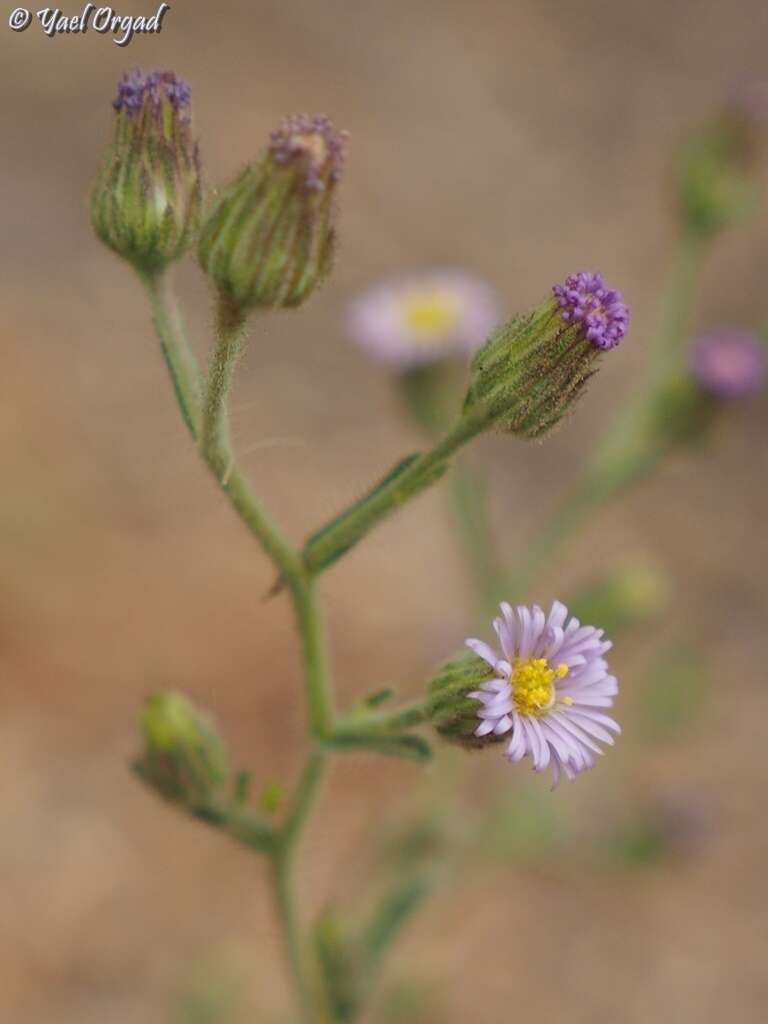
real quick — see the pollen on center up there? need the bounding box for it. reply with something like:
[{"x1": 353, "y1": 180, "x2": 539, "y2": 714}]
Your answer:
[{"x1": 510, "y1": 657, "x2": 568, "y2": 717}]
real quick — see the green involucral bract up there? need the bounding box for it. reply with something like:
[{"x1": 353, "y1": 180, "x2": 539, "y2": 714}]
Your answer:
[{"x1": 91, "y1": 89, "x2": 201, "y2": 274}]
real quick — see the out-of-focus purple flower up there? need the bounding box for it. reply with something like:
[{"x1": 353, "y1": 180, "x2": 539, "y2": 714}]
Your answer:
[
  {"x1": 348, "y1": 271, "x2": 501, "y2": 367},
  {"x1": 727, "y1": 79, "x2": 768, "y2": 123},
  {"x1": 466, "y1": 601, "x2": 619, "y2": 789},
  {"x1": 688, "y1": 328, "x2": 767, "y2": 398},
  {"x1": 552, "y1": 271, "x2": 629, "y2": 350}
]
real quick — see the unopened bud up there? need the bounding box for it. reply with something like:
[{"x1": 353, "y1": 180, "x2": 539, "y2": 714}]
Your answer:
[
  {"x1": 675, "y1": 124, "x2": 755, "y2": 237},
  {"x1": 91, "y1": 68, "x2": 202, "y2": 274},
  {"x1": 465, "y1": 271, "x2": 629, "y2": 438},
  {"x1": 133, "y1": 692, "x2": 229, "y2": 809},
  {"x1": 198, "y1": 114, "x2": 348, "y2": 315},
  {"x1": 426, "y1": 651, "x2": 502, "y2": 750},
  {"x1": 570, "y1": 564, "x2": 669, "y2": 637}
]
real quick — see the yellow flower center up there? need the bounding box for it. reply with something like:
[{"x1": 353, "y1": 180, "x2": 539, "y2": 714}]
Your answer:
[
  {"x1": 400, "y1": 288, "x2": 460, "y2": 339},
  {"x1": 511, "y1": 657, "x2": 569, "y2": 717}
]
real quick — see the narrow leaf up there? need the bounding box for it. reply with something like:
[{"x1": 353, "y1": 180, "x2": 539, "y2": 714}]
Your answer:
[{"x1": 323, "y1": 731, "x2": 432, "y2": 763}]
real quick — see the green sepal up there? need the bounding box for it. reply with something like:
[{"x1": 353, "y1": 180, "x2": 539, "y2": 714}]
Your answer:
[
  {"x1": 91, "y1": 96, "x2": 202, "y2": 275},
  {"x1": 197, "y1": 150, "x2": 337, "y2": 315},
  {"x1": 426, "y1": 651, "x2": 502, "y2": 749}
]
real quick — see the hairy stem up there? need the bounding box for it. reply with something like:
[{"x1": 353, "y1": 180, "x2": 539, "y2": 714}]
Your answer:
[
  {"x1": 196, "y1": 299, "x2": 303, "y2": 581},
  {"x1": 280, "y1": 750, "x2": 327, "y2": 864},
  {"x1": 335, "y1": 700, "x2": 428, "y2": 735},
  {"x1": 288, "y1": 579, "x2": 334, "y2": 739},
  {"x1": 143, "y1": 278, "x2": 333, "y2": 1021},
  {"x1": 140, "y1": 271, "x2": 203, "y2": 438}
]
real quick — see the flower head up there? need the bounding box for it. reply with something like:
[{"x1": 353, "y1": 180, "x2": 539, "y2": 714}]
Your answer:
[
  {"x1": 198, "y1": 114, "x2": 347, "y2": 315},
  {"x1": 466, "y1": 601, "x2": 619, "y2": 788},
  {"x1": 688, "y1": 328, "x2": 767, "y2": 398},
  {"x1": 465, "y1": 270, "x2": 628, "y2": 438},
  {"x1": 113, "y1": 67, "x2": 192, "y2": 115},
  {"x1": 92, "y1": 67, "x2": 201, "y2": 273},
  {"x1": 269, "y1": 113, "x2": 347, "y2": 191},
  {"x1": 552, "y1": 271, "x2": 629, "y2": 350},
  {"x1": 348, "y1": 271, "x2": 500, "y2": 368}
]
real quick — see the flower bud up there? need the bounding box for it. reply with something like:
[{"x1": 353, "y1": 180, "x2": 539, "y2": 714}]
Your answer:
[
  {"x1": 464, "y1": 271, "x2": 629, "y2": 438},
  {"x1": 133, "y1": 692, "x2": 229, "y2": 809},
  {"x1": 426, "y1": 651, "x2": 502, "y2": 749},
  {"x1": 675, "y1": 124, "x2": 755, "y2": 237},
  {"x1": 198, "y1": 114, "x2": 348, "y2": 315},
  {"x1": 570, "y1": 564, "x2": 669, "y2": 637},
  {"x1": 91, "y1": 68, "x2": 202, "y2": 275}
]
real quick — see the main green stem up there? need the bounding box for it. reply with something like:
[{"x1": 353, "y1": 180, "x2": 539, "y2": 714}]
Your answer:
[
  {"x1": 271, "y1": 750, "x2": 327, "y2": 1023},
  {"x1": 508, "y1": 229, "x2": 709, "y2": 599},
  {"x1": 144, "y1": 276, "x2": 332, "y2": 1022}
]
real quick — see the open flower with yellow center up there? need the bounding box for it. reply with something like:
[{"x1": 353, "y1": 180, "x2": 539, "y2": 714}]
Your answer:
[
  {"x1": 348, "y1": 270, "x2": 500, "y2": 367},
  {"x1": 466, "y1": 601, "x2": 619, "y2": 788}
]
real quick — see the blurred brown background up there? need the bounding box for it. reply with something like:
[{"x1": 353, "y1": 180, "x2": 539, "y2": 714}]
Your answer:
[{"x1": 2, "y1": 1, "x2": 768, "y2": 1021}]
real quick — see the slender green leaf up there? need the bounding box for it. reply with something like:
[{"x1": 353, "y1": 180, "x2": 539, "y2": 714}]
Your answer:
[{"x1": 323, "y1": 731, "x2": 432, "y2": 763}]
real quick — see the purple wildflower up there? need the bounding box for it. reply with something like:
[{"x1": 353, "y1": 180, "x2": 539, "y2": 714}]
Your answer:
[
  {"x1": 348, "y1": 270, "x2": 500, "y2": 368},
  {"x1": 552, "y1": 271, "x2": 629, "y2": 350},
  {"x1": 466, "y1": 601, "x2": 619, "y2": 789},
  {"x1": 689, "y1": 328, "x2": 767, "y2": 398},
  {"x1": 113, "y1": 68, "x2": 192, "y2": 116},
  {"x1": 269, "y1": 114, "x2": 348, "y2": 191}
]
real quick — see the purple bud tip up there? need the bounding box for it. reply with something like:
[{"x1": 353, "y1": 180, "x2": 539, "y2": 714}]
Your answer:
[
  {"x1": 688, "y1": 328, "x2": 767, "y2": 398},
  {"x1": 269, "y1": 114, "x2": 349, "y2": 191},
  {"x1": 552, "y1": 271, "x2": 629, "y2": 350},
  {"x1": 113, "y1": 68, "x2": 191, "y2": 115}
]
